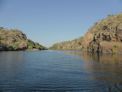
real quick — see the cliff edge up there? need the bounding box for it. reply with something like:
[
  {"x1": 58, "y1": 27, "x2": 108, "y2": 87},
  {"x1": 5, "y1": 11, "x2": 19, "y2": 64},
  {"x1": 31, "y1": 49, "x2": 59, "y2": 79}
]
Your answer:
[
  {"x1": 82, "y1": 13, "x2": 122, "y2": 53},
  {"x1": 0, "y1": 27, "x2": 46, "y2": 51}
]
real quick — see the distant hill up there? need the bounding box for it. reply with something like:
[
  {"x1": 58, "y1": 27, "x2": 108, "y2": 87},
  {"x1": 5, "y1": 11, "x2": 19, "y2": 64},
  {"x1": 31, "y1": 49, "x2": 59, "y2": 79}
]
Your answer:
[
  {"x1": 0, "y1": 27, "x2": 46, "y2": 51},
  {"x1": 51, "y1": 13, "x2": 122, "y2": 53},
  {"x1": 50, "y1": 37, "x2": 83, "y2": 50}
]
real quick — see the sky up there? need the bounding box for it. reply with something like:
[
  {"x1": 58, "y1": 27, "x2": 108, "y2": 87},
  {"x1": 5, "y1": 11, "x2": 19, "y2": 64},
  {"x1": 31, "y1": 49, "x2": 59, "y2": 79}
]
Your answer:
[{"x1": 0, "y1": 0, "x2": 122, "y2": 47}]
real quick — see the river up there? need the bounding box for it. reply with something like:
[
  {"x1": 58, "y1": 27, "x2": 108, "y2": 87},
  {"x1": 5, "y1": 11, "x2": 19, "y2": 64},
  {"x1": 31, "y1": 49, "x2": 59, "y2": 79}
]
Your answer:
[{"x1": 0, "y1": 50, "x2": 121, "y2": 92}]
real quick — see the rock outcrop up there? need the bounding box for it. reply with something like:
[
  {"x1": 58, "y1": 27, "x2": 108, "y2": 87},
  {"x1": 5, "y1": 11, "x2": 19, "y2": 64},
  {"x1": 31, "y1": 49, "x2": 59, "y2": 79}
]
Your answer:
[
  {"x1": 0, "y1": 27, "x2": 46, "y2": 51},
  {"x1": 50, "y1": 37, "x2": 83, "y2": 50},
  {"x1": 51, "y1": 13, "x2": 122, "y2": 54},
  {"x1": 82, "y1": 13, "x2": 122, "y2": 53}
]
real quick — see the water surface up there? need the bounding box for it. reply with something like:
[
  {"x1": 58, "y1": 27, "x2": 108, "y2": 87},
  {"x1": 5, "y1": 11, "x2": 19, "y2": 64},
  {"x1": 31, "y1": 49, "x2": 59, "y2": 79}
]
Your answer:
[{"x1": 0, "y1": 50, "x2": 122, "y2": 92}]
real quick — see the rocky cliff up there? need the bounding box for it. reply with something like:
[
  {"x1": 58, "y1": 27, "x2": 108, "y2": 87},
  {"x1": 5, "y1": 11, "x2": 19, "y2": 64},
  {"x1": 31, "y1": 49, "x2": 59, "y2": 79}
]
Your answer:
[
  {"x1": 82, "y1": 13, "x2": 122, "y2": 53},
  {"x1": 50, "y1": 37, "x2": 83, "y2": 50},
  {"x1": 0, "y1": 27, "x2": 46, "y2": 51},
  {"x1": 51, "y1": 13, "x2": 122, "y2": 53}
]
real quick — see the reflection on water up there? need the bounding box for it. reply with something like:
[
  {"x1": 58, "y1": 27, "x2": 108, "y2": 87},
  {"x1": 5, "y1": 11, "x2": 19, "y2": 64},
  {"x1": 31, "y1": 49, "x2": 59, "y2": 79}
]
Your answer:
[
  {"x1": 0, "y1": 50, "x2": 121, "y2": 92},
  {"x1": 63, "y1": 50, "x2": 122, "y2": 91},
  {"x1": 64, "y1": 50, "x2": 122, "y2": 64}
]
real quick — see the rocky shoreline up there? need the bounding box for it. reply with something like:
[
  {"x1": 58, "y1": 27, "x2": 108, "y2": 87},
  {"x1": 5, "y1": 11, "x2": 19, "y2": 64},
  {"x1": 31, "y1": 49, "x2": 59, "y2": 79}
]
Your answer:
[
  {"x1": 0, "y1": 28, "x2": 46, "y2": 51},
  {"x1": 51, "y1": 13, "x2": 122, "y2": 54},
  {"x1": 1, "y1": 13, "x2": 122, "y2": 53}
]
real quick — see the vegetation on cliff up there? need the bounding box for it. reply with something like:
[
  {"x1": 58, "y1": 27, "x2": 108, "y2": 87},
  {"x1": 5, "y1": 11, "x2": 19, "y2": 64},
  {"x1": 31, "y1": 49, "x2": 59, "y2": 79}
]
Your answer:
[
  {"x1": 1, "y1": 13, "x2": 122, "y2": 53},
  {"x1": 0, "y1": 27, "x2": 46, "y2": 51},
  {"x1": 82, "y1": 13, "x2": 122, "y2": 53},
  {"x1": 50, "y1": 37, "x2": 83, "y2": 50},
  {"x1": 51, "y1": 13, "x2": 122, "y2": 53}
]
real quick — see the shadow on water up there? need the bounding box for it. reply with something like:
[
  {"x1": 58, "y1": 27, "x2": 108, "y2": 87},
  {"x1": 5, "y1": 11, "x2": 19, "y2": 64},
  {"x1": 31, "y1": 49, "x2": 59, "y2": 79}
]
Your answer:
[{"x1": 63, "y1": 50, "x2": 122, "y2": 92}]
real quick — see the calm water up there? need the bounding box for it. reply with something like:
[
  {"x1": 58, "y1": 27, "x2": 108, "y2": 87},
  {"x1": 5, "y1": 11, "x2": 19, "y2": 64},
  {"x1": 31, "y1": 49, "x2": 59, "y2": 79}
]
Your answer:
[{"x1": 0, "y1": 50, "x2": 122, "y2": 92}]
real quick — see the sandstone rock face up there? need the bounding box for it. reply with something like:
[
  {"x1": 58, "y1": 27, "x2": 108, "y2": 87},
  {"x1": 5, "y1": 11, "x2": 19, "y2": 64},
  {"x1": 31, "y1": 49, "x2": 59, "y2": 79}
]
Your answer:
[
  {"x1": 51, "y1": 13, "x2": 122, "y2": 53},
  {"x1": 0, "y1": 28, "x2": 46, "y2": 51},
  {"x1": 82, "y1": 14, "x2": 122, "y2": 53},
  {"x1": 50, "y1": 37, "x2": 83, "y2": 50}
]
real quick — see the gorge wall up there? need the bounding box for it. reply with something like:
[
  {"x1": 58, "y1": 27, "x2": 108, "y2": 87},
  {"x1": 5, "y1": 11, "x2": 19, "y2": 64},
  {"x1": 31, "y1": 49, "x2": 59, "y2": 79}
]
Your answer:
[
  {"x1": 0, "y1": 27, "x2": 46, "y2": 51},
  {"x1": 51, "y1": 13, "x2": 122, "y2": 54},
  {"x1": 82, "y1": 13, "x2": 122, "y2": 53},
  {"x1": 50, "y1": 37, "x2": 83, "y2": 50}
]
